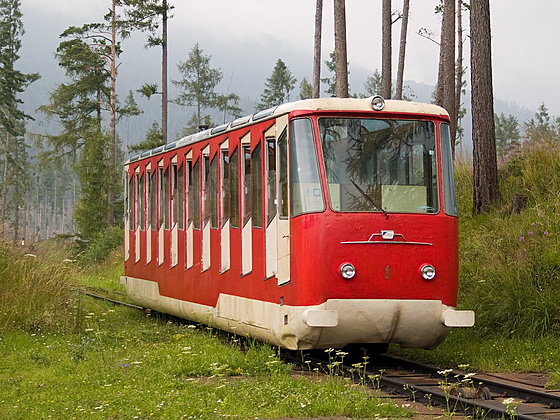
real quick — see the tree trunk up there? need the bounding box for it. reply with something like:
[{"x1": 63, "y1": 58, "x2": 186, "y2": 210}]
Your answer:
[
  {"x1": 436, "y1": 0, "x2": 456, "y2": 154},
  {"x1": 381, "y1": 0, "x2": 392, "y2": 99},
  {"x1": 13, "y1": 138, "x2": 19, "y2": 245},
  {"x1": 162, "y1": 0, "x2": 168, "y2": 143},
  {"x1": 333, "y1": 0, "x2": 348, "y2": 98},
  {"x1": 108, "y1": 0, "x2": 117, "y2": 226},
  {"x1": 312, "y1": 0, "x2": 323, "y2": 98},
  {"x1": 454, "y1": 0, "x2": 464, "y2": 159},
  {"x1": 471, "y1": 0, "x2": 499, "y2": 213},
  {"x1": 1, "y1": 131, "x2": 9, "y2": 238},
  {"x1": 395, "y1": 0, "x2": 410, "y2": 100}
]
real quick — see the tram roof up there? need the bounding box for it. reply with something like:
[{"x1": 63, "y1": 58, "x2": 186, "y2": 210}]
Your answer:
[{"x1": 125, "y1": 97, "x2": 449, "y2": 164}]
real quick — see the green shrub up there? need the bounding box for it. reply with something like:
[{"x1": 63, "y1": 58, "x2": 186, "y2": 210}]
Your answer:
[{"x1": 77, "y1": 226, "x2": 123, "y2": 266}]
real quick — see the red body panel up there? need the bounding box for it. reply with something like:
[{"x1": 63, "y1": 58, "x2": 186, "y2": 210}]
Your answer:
[{"x1": 289, "y1": 212, "x2": 458, "y2": 307}]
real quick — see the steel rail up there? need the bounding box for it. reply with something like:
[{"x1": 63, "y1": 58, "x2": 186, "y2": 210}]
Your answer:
[{"x1": 80, "y1": 290, "x2": 145, "y2": 310}]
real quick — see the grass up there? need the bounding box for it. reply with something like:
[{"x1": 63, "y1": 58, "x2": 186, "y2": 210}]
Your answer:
[
  {"x1": 0, "y1": 299, "x2": 409, "y2": 419},
  {"x1": 76, "y1": 247, "x2": 127, "y2": 294},
  {"x1": 0, "y1": 242, "x2": 409, "y2": 419},
  {"x1": 0, "y1": 240, "x2": 77, "y2": 333}
]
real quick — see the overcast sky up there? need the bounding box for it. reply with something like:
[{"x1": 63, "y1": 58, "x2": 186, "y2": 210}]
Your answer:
[{"x1": 18, "y1": 1, "x2": 560, "y2": 123}]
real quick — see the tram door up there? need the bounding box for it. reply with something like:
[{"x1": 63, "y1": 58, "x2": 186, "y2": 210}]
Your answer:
[{"x1": 276, "y1": 115, "x2": 290, "y2": 286}]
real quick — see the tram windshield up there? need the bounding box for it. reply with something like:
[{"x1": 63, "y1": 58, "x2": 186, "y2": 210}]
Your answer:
[{"x1": 318, "y1": 118, "x2": 439, "y2": 214}]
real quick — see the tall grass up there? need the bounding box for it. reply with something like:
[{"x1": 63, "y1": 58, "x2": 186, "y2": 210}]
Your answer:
[
  {"x1": 456, "y1": 141, "x2": 560, "y2": 339},
  {"x1": 0, "y1": 241, "x2": 77, "y2": 332}
]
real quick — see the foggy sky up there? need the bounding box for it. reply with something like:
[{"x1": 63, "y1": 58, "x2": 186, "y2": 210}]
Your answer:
[{"x1": 18, "y1": 1, "x2": 560, "y2": 131}]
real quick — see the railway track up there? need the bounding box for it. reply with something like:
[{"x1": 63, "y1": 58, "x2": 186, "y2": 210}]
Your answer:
[
  {"x1": 81, "y1": 288, "x2": 144, "y2": 310},
  {"x1": 285, "y1": 351, "x2": 560, "y2": 419},
  {"x1": 81, "y1": 290, "x2": 560, "y2": 419}
]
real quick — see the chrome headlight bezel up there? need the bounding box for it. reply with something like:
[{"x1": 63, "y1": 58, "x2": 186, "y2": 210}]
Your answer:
[
  {"x1": 420, "y1": 264, "x2": 436, "y2": 281},
  {"x1": 340, "y1": 263, "x2": 356, "y2": 280}
]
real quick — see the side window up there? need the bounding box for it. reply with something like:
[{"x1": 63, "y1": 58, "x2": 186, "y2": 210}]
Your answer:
[
  {"x1": 178, "y1": 163, "x2": 184, "y2": 230},
  {"x1": 163, "y1": 166, "x2": 170, "y2": 230},
  {"x1": 252, "y1": 141, "x2": 263, "y2": 228},
  {"x1": 278, "y1": 129, "x2": 288, "y2": 219},
  {"x1": 210, "y1": 154, "x2": 219, "y2": 229},
  {"x1": 203, "y1": 155, "x2": 211, "y2": 228},
  {"x1": 230, "y1": 148, "x2": 239, "y2": 229},
  {"x1": 158, "y1": 165, "x2": 164, "y2": 230},
  {"x1": 289, "y1": 118, "x2": 325, "y2": 217},
  {"x1": 128, "y1": 175, "x2": 134, "y2": 231},
  {"x1": 193, "y1": 159, "x2": 201, "y2": 229},
  {"x1": 172, "y1": 163, "x2": 178, "y2": 227},
  {"x1": 242, "y1": 145, "x2": 252, "y2": 226},
  {"x1": 187, "y1": 159, "x2": 193, "y2": 227},
  {"x1": 150, "y1": 170, "x2": 157, "y2": 230},
  {"x1": 440, "y1": 123, "x2": 457, "y2": 217},
  {"x1": 221, "y1": 149, "x2": 230, "y2": 227},
  {"x1": 135, "y1": 173, "x2": 140, "y2": 230},
  {"x1": 139, "y1": 173, "x2": 145, "y2": 230},
  {"x1": 266, "y1": 137, "x2": 277, "y2": 226}
]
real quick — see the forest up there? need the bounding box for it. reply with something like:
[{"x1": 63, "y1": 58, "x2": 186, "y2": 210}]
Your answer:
[{"x1": 0, "y1": 0, "x2": 535, "y2": 247}]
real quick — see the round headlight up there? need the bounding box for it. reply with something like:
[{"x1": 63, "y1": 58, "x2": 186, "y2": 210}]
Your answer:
[
  {"x1": 420, "y1": 264, "x2": 436, "y2": 281},
  {"x1": 370, "y1": 95, "x2": 385, "y2": 111},
  {"x1": 340, "y1": 263, "x2": 356, "y2": 279}
]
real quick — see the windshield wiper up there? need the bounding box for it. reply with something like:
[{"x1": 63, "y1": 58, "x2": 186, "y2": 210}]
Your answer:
[{"x1": 350, "y1": 179, "x2": 389, "y2": 219}]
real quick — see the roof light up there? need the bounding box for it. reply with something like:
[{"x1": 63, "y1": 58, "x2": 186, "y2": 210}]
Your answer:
[{"x1": 371, "y1": 95, "x2": 385, "y2": 111}]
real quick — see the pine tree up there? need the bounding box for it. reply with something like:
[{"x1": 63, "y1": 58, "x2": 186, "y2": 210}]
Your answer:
[
  {"x1": 119, "y1": 89, "x2": 143, "y2": 155},
  {"x1": 38, "y1": 36, "x2": 109, "y2": 160},
  {"x1": 215, "y1": 92, "x2": 242, "y2": 124},
  {"x1": 321, "y1": 51, "x2": 351, "y2": 97},
  {"x1": 299, "y1": 78, "x2": 313, "y2": 100},
  {"x1": 73, "y1": 125, "x2": 111, "y2": 239},
  {"x1": 256, "y1": 59, "x2": 296, "y2": 110},
  {"x1": 523, "y1": 104, "x2": 555, "y2": 144},
  {"x1": 495, "y1": 113, "x2": 520, "y2": 160},
  {"x1": 173, "y1": 43, "x2": 222, "y2": 129},
  {"x1": 178, "y1": 114, "x2": 212, "y2": 138},
  {"x1": 55, "y1": 16, "x2": 121, "y2": 225},
  {"x1": 0, "y1": 0, "x2": 39, "y2": 239},
  {"x1": 128, "y1": 121, "x2": 164, "y2": 153},
  {"x1": 364, "y1": 70, "x2": 382, "y2": 96},
  {"x1": 38, "y1": 25, "x2": 117, "y2": 237}
]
